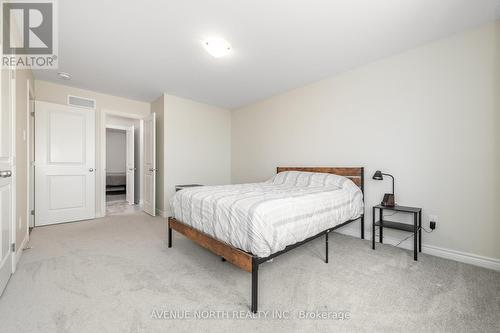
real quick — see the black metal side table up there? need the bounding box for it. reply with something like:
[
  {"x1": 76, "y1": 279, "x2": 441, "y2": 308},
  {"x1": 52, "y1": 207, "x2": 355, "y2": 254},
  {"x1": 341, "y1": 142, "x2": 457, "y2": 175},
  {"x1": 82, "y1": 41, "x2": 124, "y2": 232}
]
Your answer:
[{"x1": 372, "y1": 205, "x2": 422, "y2": 261}]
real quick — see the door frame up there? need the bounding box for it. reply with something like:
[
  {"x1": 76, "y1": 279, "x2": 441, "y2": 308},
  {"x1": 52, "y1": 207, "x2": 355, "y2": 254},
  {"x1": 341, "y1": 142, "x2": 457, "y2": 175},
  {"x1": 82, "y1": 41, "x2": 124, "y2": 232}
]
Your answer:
[
  {"x1": 10, "y1": 69, "x2": 17, "y2": 273},
  {"x1": 99, "y1": 109, "x2": 144, "y2": 217},
  {"x1": 27, "y1": 80, "x2": 35, "y2": 229},
  {"x1": 13, "y1": 79, "x2": 34, "y2": 270}
]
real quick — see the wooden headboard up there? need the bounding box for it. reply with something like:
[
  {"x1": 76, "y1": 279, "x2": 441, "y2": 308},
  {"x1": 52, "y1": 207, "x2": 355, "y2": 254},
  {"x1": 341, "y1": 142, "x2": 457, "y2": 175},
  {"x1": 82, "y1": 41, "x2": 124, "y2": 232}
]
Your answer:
[{"x1": 276, "y1": 167, "x2": 364, "y2": 192}]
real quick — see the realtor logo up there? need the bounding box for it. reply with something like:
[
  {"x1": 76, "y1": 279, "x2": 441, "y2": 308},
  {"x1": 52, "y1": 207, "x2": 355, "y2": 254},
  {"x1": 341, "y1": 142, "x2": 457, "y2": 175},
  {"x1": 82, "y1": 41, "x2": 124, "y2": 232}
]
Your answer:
[{"x1": 2, "y1": 0, "x2": 58, "y2": 68}]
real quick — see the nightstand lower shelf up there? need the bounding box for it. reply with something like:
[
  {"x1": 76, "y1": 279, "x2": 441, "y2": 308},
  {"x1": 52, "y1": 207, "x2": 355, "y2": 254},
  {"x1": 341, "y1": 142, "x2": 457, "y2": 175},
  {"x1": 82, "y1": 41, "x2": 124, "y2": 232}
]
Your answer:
[{"x1": 374, "y1": 220, "x2": 415, "y2": 232}]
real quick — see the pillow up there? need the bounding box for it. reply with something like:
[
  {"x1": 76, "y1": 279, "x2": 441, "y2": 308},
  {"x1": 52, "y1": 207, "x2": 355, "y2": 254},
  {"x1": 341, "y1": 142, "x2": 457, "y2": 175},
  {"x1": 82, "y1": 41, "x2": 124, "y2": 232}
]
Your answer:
[{"x1": 269, "y1": 171, "x2": 349, "y2": 188}]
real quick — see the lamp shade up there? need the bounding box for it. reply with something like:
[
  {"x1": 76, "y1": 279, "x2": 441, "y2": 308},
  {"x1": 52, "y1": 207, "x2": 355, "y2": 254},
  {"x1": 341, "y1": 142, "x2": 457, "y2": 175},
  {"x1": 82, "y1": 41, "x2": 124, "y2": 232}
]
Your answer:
[{"x1": 372, "y1": 170, "x2": 383, "y2": 180}]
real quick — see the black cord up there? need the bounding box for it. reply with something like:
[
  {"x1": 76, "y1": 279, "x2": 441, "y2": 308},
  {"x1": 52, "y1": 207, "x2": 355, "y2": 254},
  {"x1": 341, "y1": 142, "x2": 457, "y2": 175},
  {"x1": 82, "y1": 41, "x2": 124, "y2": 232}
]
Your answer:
[
  {"x1": 394, "y1": 232, "x2": 415, "y2": 247},
  {"x1": 373, "y1": 230, "x2": 413, "y2": 247},
  {"x1": 374, "y1": 226, "x2": 434, "y2": 247},
  {"x1": 420, "y1": 226, "x2": 433, "y2": 233}
]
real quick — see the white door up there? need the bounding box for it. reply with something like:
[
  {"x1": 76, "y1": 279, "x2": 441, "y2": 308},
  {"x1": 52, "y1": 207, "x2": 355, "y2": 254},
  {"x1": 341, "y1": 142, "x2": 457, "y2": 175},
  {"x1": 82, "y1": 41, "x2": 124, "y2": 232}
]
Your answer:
[
  {"x1": 29, "y1": 98, "x2": 35, "y2": 227},
  {"x1": 143, "y1": 113, "x2": 156, "y2": 216},
  {"x1": 0, "y1": 68, "x2": 15, "y2": 296},
  {"x1": 126, "y1": 126, "x2": 135, "y2": 205},
  {"x1": 35, "y1": 101, "x2": 96, "y2": 226}
]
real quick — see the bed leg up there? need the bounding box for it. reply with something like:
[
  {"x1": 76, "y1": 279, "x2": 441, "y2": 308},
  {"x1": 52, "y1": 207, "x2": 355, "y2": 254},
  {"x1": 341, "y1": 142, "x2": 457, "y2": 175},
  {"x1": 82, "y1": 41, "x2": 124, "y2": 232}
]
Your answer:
[
  {"x1": 251, "y1": 259, "x2": 258, "y2": 313},
  {"x1": 360, "y1": 215, "x2": 365, "y2": 239},
  {"x1": 325, "y1": 232, "x2": 329, "y2": 263},
  {"x1": 168, "y1": 226, "x2": 172, "y2": 248}
]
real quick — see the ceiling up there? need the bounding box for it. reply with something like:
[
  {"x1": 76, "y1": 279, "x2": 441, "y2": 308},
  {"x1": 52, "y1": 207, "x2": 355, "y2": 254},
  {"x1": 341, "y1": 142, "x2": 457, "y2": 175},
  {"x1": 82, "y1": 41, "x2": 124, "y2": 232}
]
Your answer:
[{"x1": 34, "y1": 0, "x2": 500, "y2": 109}]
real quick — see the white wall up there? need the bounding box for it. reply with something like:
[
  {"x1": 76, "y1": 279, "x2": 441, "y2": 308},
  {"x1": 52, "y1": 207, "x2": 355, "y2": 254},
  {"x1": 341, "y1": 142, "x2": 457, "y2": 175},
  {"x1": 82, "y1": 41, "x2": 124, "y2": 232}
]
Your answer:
[
  {"x1": 232, "y1": 22, "x2": 500, "y2": 261},
  {"x1": 105, "y1": 129, "x2": 126, "y2": 173},
  {"x1": 156, "y1": 94, "x2": 231, "y2": 216},
  {"x1": 35, "y1": 80, "x2": 150, "y2": 214},
  {"x1": 35, "y1": 81, "x2": 151, "y2": 117}
]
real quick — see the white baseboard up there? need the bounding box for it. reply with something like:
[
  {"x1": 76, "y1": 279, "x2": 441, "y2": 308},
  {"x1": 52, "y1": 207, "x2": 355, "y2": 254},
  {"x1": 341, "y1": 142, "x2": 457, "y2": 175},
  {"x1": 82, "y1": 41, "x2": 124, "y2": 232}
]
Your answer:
[
  {"x1": 422, "y1": 244, "x2": 500, "y2": 271},
  {"x1": 335, "y1": 225, "x2": 500, "y2": 272},
  {"x1": 156, "y1": 208, "x2": 169, "y2": 218},
  {"x1": 13, "y1": 231, "x2": 29, "y2": 271}
]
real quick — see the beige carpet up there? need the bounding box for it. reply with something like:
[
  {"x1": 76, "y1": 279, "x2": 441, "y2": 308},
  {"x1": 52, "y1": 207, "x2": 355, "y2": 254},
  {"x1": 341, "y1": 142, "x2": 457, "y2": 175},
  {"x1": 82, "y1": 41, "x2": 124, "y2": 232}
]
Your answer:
[{"x1": 0, "y1": 212, "x2": 499, "y2": 333}]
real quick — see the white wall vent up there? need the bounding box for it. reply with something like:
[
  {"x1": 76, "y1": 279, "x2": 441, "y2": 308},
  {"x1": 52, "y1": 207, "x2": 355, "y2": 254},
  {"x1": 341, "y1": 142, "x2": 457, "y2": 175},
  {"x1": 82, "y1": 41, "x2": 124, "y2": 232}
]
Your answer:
[{"x1": 67, "y1": 95, "x2": 96, "y2": 109}]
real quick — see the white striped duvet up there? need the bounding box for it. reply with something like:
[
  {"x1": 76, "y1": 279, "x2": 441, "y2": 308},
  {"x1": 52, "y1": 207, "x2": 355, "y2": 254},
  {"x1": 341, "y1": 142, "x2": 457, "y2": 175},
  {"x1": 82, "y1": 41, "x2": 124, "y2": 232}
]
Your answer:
[{"x1": 170, "y1": 171, "x2": 364, "y2": 258}]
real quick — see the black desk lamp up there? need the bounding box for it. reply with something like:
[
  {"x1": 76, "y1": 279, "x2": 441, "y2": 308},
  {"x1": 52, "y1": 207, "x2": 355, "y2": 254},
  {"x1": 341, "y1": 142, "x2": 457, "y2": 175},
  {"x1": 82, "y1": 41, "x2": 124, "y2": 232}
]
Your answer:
[{"x1": 373, "y1": 170, "x2": 395, "y2": 206}]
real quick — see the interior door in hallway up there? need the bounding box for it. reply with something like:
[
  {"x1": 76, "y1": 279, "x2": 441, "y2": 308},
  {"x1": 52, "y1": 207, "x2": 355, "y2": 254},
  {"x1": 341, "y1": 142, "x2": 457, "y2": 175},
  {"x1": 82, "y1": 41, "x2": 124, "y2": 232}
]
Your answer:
[
  {"x1": 35, "y1": 101, "x2": 96, "y2": 226},
  {"x1": 143, "y1": 113, "x2": 156, "y2": 216},
  {"x1": 126, "y1": 126, "x2": 135, "y2": 205},
  {"x1": 0, "y1": 68, "x2": 15, "y2": 296}
]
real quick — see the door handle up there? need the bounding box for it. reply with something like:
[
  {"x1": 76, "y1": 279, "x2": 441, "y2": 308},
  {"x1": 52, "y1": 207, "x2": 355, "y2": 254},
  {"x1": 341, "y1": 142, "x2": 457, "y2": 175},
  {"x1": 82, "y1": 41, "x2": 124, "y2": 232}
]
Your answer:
[
  {"x1": 148, "y1": 168, "x2": 157, "y2": 172},
  {"x1": 129, "y1": 168, "x2": 136, "y2": 171},
  {"x1": 0, "y1": 170, "x2": 12, "y2": 178},
  {"x1": 89, "y1": 168, "x2": 94, "y2": 172}
]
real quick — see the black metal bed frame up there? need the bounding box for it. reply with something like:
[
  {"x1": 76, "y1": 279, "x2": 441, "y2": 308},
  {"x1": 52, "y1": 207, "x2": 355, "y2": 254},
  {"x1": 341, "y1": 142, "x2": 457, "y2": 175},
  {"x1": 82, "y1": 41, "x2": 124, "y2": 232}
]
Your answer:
[
  {"x1": 168, "y1": 168, "x2": 365, "y2": 313},
  {"x1": 249, "y1": 215, "x2": 364, "y2": 312}
]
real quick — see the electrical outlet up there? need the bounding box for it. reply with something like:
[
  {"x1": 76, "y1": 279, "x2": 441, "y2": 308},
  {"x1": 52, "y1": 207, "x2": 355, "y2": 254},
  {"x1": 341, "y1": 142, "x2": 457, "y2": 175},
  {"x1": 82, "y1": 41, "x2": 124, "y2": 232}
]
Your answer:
[
  {"x1": 429, "y1": 214, "x2": 438, "y2": 230},
  {"x1": 18, "y1": 216, "x2": 22, "y2": 229}
]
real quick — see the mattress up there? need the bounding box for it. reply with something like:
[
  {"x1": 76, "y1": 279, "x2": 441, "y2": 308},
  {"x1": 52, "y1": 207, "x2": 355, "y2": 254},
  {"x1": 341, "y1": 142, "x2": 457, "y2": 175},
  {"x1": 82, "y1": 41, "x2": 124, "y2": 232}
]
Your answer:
[{"x1": 170, "y1": 171, "x2": 364, "y2": 258}]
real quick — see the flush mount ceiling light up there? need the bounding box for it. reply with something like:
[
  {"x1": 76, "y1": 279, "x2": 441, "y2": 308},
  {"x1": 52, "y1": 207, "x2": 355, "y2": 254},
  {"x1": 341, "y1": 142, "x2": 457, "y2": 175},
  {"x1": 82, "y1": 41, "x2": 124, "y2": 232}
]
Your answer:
[
  {"x1": 202, "y1": 37, "x2": 231, "y2": 58},
  {"x1": 57, "y1": 72, "x2": 72, "y2": 80}
]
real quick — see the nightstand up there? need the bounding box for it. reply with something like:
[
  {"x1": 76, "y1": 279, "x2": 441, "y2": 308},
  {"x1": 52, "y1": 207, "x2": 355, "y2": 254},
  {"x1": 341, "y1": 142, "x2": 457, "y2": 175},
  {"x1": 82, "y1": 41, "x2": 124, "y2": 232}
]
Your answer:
[{"x1": 372, "y1": 205, "x2": 422, "y2": 261}]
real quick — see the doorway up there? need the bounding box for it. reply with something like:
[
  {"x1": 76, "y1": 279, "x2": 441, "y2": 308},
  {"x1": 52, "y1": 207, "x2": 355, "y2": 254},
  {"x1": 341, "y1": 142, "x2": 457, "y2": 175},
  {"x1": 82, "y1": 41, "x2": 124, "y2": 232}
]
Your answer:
[
  {"x1": 104, "y1": 115, "x2": 142, "y2": 216},
  {"x1": 29, "y1": 105, "x2": 156, "y2": 224}
]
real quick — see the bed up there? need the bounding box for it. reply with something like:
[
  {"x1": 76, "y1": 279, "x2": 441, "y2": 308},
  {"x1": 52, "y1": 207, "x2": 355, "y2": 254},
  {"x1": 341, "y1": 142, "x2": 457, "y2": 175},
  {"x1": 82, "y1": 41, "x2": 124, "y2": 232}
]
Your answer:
[
  {"x1": 106, "y1": 172, "x2": 126, "y2": 194},
  {"x1": 168, "y1": 167, "x2": 365, "y2": 312}
]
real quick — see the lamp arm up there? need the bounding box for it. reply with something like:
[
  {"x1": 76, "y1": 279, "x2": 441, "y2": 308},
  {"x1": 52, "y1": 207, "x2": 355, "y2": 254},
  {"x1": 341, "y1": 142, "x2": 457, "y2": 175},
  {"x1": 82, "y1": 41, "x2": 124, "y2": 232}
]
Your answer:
[{"x1": 382, "y1": 173, "x2": 395, "y2": 195}]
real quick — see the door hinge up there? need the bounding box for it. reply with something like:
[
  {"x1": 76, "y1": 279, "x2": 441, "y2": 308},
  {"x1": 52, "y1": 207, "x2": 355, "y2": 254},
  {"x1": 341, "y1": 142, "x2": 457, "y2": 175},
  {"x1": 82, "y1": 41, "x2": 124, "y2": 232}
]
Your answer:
[
  {"x1": 31, "y1": 209, "x2": 35, "y2": 216},
  {"x1": 11, "y1": 243, "x2": 15, "y2": 252}
]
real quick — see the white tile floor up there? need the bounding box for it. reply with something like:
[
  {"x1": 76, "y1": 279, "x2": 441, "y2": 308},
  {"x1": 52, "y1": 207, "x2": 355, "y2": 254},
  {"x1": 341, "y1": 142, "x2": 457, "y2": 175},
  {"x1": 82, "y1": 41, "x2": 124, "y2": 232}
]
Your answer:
[{"x1": 106, "y1": 194, "x2": 141, "y2": 215}]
